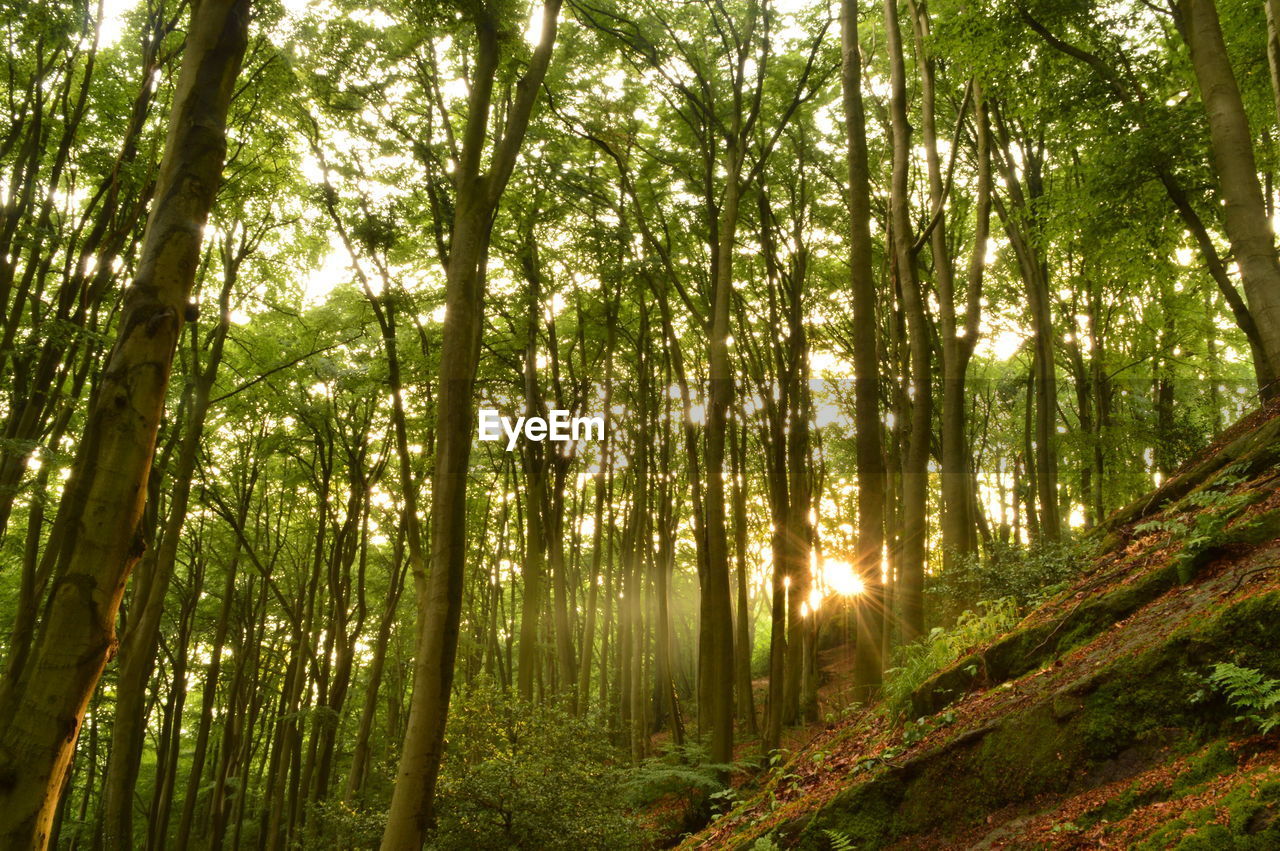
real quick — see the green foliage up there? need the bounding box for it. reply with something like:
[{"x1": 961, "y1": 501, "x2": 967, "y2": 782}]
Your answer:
[
  {"x1": 431, "y1": 679, "x2": 646, "y2": 850},
  {"x1": 622, "y1": 741, "x2": 731, "y2": 809},
  {"x1": 1207, "y1": 663, "x2": 1280, "y2": 734},
  {"x1": 927, "y1": 539, "x2": 1085, "y2": 618},
  {"x1": 303, "y1": 800, "x2": 386, "y2": 849},
  {"x1": 882, "y1": 598, "x2": 1021, "y2": 720},
  {"x1": 1136, "y1": 466, "x2": 1267, "y2": 582},
  {"x1": 824, "y1": 828, "x2": 856, "y2": 851}
]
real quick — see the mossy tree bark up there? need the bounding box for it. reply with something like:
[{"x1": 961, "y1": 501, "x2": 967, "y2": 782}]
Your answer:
[{"x1": 0, "y1": 0, "x2": 251, "y2": 844}]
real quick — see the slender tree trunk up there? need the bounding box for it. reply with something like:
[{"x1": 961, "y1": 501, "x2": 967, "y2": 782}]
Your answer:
[
  {"x1": 517, "y1": 284, "x2": 550, "y2": 700},
  {"x1": 993, "y1": 123, "x2": 1061, "y2": 539},
  {"x1": 654, "y1": 397, "x2": 684, "y2": 745},
  {"x1": 174, "y1": 533, "x2": 245, "y2": 846},
  {"x1": 101, "y1": 234, "x2": 239, "y2": 850},
  {"x1": 577, "y1": 464, "x2": 609, "y2": 715},
  {"x1": 145, "y1": 572, "x2": 200, "y2": 851},
  {"x1": 346, "y1": 526, "x2": 408, "y2": 800},
  {"x1": 380, "y1": 4, "x2": 561, "y2": 845},
  {"x1": 910, "y1": 2, "x2": 975, "y2": 570},
  {"x1": 1178, "y1": 0, "x2": 1280, "y2": 387},
  {"x1": 763, "y1": 423, "x2": 788, "y2": 751},
  {"x1": 885, "y1": 0, "x2": 930, "y2": 640},
  {"x1": 783, "y1": 252, "x2": 816, "y2": 724},
  {"x1": 841, "y1": 0, "x2": 887, "y2": 694},
  {"x1": 699, "y1": 136, "x2": 740, "y2": 765},
  {"x1": 730, "y1": 420, "x2": 758, "y2": 735},
  {"x1": 0, "y1": 2, "x2": 249, "y2": 843}
]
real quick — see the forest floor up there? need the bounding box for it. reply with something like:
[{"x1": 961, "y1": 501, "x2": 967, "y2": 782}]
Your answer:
[{"x1": 675, "y1": 399, "x2": 1280, "y2": 849}]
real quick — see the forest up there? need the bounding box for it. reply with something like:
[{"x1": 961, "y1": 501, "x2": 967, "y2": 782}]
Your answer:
[{"x1": 1, "y1": 0, "x2": 1280, "y2": 847}]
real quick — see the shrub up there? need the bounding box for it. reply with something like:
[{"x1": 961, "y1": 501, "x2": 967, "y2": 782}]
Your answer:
[
  {"x1": 431, "y1": 678, "x2": 647, "y2": 850},
  {"x1": 926, "y1": 539, "x2": 1084, "y2": 620},
  {"x1": 622, "y1": 741, "x2": 730, "y2": 808},
  {"x1": 304, "y1": 800, "x2": 386, "y2": 849}
]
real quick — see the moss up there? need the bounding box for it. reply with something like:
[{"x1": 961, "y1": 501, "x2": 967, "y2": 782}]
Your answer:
[
  {"x1": 1077, "y1": 648, "x2": 1200, "y2": 760},
  {"x1": 972, "y1": 706, "x2": 1085, "y2": 802},
  {"x1": 1179, "y1": 591, "x2": 1280, "y2": 670},
  {"x1": 1075, "y1": 590, "x2": 1280, "y2": 761},
  {"x1": 1134, "y1": 776, "x2": 1280, "y2": 850},
  {"x1": 1173, "y1": 741, "x2": 1238, "y2": 795},
  {"x1": 791, "y1": 771, "x2": 904, "y2": 849},
  {"x1": 1078, "y1": 781, "x2": 1166, "y2": 829},
  {"x1": 801, "y1": 705, "x2": 1087, "y2": 849},
  {"x1": 784, "y1": 575, "x2": 1280, "y2": 851},
  {"x1": 913, "y1": 563, "x2": 1185, "y2": 718}
]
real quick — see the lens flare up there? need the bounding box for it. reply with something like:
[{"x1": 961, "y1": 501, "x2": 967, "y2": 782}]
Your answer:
[{"x1": 823, "y1": 558, "x2": 865, "y2": 597}]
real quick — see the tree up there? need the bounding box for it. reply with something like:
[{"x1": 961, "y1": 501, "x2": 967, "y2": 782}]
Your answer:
[
  {"x1": 380, "y1": 1, "x2": 564, "y2": 845},
  {"x1": 1177, "y1": 0, "x2": 1280, "y2": 388},
  {"x1": 0, "y1": 0, "x2": 251, "y2": 843},
  {"x1": 841, "y1": 0, "x2": 888, "y2": 694}
]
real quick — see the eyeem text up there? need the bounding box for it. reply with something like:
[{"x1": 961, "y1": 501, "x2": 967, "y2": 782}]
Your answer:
[{"x1": 478, "y1": 409, "x2": 605, "y2": 451}]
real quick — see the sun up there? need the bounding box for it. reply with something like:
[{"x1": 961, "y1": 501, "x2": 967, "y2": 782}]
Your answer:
[{"x1": 822, "y1": 558, "x2": 865, "y2": 597}]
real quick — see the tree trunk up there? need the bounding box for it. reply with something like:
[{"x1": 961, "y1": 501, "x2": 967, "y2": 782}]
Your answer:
[
  {"x1": 993, "y1": 118, "x2": 1061, "y2": 539},
  {"x1": 101, "y1": 232, "x2": 240, "y2": 850},
  {"x1": 1178, "y1": 0, "x2": 1280, "y2": 388},
  {"x1": 885, "y1": 0, "x2": 931, "y2": 640},
  {"x1": 910, "y1": 2, "x2": 976, "y2": 570},
  {"x1": 730, "y1": 420, "x2": 758, "y2": 735},
  {"x1": 701, "y1": 147, "x2": 739, "y2": 768},
  {"x1": 0, "y1": 1, "x2": 249, "y2": 843},
  {"x1": 380, "y1": 3, "x2": 561, "y2": 845},
  {"x1": 346, "y1": 525, "x2": 408, "y2": 801},
  {"x1": 841, "y1": 0, "x2": 887, "y2": 694}
]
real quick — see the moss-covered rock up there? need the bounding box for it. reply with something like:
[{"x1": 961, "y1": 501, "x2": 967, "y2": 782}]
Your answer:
[
  {"x1": 791, "y1": 591, "x2": 1280, "y2": 849},
  {"x1": 690, "y1": 408, "x2": 1280, "y2": 851},
  {"x1": 910, "y1": 562, "x2": 1183, "y2": 718}
]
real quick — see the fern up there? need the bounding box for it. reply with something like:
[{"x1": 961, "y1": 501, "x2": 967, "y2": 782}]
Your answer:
[
  {"x1": 622, "y1": 741, "x2": 734, "y2": 807},
  {"x1": 881, "y1": 597, "x2": 1019, "y2": 720},
  {"x1": 1136, "y1": 479, "x2": 1261, "y2": 583},
  {"x1": 824, "y1": 829, "x2": 856, "y2": 850},
  {"x1": 1208, "y1": 662, "x2": 1280, "y2": 734}
]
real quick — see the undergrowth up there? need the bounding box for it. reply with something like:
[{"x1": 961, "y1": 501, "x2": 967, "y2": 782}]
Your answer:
[
  {"x1": 926, "y1": 539, "x2": 1084, "y2": 619},
  {"x1": 1134, "y1": 462, "x2": 1267, "y2": 582},
  {"x1": 1207, "y1": 662, "x2": 1280, "y2": 734},
  {"x1": 882, "y1": 597, "x2": 1020, "y2": 720},
  {"x1": 622, "y1": 741, "x2": 733, "y2": 808}
]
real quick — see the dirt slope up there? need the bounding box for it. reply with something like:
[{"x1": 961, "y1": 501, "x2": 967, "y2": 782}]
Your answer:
[{"x1": 687, "y1": 402, "x2": 1280, "y2": 849}]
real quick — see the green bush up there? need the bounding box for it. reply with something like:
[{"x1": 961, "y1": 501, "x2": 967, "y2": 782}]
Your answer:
[
  {"x1": 304, "y1": 800, "x2": 386, "y2": 849},
  {"x1": 431, "y1": 678, "x2": 647, "y2": 850},
  {"x1": 926, "y1": 539, "x2": 1084, "y2": 620},
  {"x1": 622, "y1": 741, "x2": 730, "y2": 808}
]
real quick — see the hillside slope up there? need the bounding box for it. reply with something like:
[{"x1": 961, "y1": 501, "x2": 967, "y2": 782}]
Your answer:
[{"x1": 689, "y1": 402, "x2": 1280, "y2": 849}]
